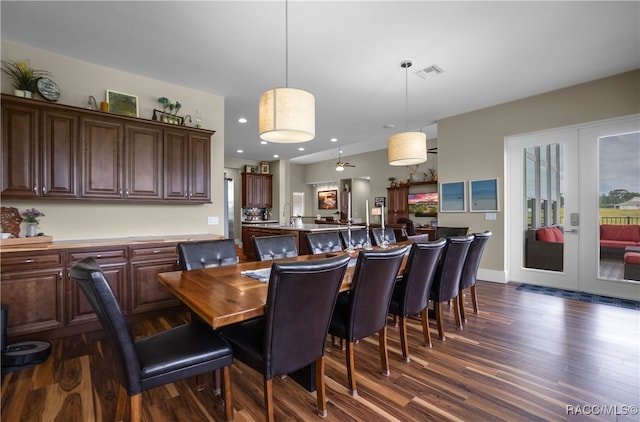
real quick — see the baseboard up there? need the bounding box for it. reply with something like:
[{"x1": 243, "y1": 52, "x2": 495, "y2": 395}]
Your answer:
[{"x1": 477, "y1": 268, "x2": 507, "y2": 284}]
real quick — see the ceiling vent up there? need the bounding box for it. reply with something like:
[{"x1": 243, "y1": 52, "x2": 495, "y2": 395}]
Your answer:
[{"x1": 416, "y1": 65, "x2": 444, "y2": 79}]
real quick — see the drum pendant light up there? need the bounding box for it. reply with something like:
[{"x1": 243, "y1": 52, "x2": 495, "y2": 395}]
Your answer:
[
  {"x1": 388, "y1": 60, "x2": 427, "y2": 166},
  {"x1": 259, "y1": 0, "x2": 315, "y2": 143}
]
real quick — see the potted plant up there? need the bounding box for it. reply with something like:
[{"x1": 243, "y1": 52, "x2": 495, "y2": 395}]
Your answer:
[
  {"x1": 1, "y1": 60, "x2": 51, "y2": 98},
  {"x1": 21, "y1": 208, "x2": 45, "y2": 237}
]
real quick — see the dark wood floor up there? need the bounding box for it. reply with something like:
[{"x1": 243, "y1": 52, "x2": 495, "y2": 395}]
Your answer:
[{"x1": 2, "y1": 281, "x2": 639, "y2": 421}]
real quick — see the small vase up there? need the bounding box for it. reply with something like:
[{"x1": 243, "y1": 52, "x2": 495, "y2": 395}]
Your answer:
[{"x1": 26, "y1": 223, "x2": 38, "y2": 237}]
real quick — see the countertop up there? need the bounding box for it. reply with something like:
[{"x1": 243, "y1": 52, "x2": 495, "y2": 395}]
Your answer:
[
  {"x1": 244, "y1": 223, "x2": 365, "y2": 232},
  {"x1": 241, "y1": 220, "x2": 279, "y2": 224}
]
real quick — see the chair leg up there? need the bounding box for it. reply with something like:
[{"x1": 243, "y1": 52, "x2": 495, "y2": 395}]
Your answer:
[
  {"x1": 458, "y1": 289, "x2": 467, "y2": 324},
  {"x1": 453, "y1": 295, "x2": 463, "y2": 330},
  {"x1": 264, "y1": 378, "x2": 275, "y2": 422},
  {"x1": 222, "y1": 366, "x2": 234, "y2": 422},
  {"x1": 130, "y1": 393, "x2": 142, "y2": 422},
  {"x1": 399, "y1": 316, "x2": 410, "y2": 362},
  {"x1": 379, "y1": 326, "x2": 390, "y2": 376},
  {"x1": 345, "y1": 341, "x2": 357, "y2": 396},
  {"x1": 196, "y1": 374, "x2": 206, "y2": 392},
  {"x1": 421, "y1": 308, "x2": 432, "y2": 348},
  {"x1": 315, "y1": 356, "x2": 327, "y2": 418},
  {"x1": 471, "y1": 284, "x2": 480, "y2": 314},
  {"x1": 213, "y1": 368, "x2": 222, "y2": 395},
  {"x1": 435, "y1": 301, "x2": 446, "y2": 340},
  {"x1": 115, "y1": 385, "x2": 128, "y2": 422}
]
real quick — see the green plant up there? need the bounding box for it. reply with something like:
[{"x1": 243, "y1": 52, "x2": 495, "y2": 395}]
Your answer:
[
  {"x1": 21, "y1": 208, "x2": 45, "y2": 224},
  {"x1": 1, "y1": 60, "x2": 51, "y2": 92}
]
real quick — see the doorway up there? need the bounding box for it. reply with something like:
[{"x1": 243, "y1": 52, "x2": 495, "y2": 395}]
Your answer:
[{"x1": 507, "y1": 115, "x2": 640, "y2": 300}]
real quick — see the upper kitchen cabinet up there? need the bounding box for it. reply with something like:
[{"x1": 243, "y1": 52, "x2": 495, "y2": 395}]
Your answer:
[
  {"x1": 2, "y1": 96, "x2": 78, "y2": 198},
  {"x1": 241, "y1": 172, "x2": 272, "y2": 208},
  {"x1": 1, "y1": 95, "x2": 215, "y2": 203}
]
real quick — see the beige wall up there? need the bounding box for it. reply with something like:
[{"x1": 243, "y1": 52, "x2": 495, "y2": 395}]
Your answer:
[
  {"x1": 2, "y1": 41, "x2": 226, "y2": 241},
  {"x1": 437, "y1": 69, "x2": 640, "y2": 280}
]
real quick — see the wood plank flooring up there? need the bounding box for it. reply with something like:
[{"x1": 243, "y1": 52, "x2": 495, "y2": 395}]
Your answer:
[{"x1": 2, "y1": 281, "x2": 639, "y2": 421}]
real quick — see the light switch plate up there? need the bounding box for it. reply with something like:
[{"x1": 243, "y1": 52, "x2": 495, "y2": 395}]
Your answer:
[
  {"x1": 207, "y1": 216, "x2": 219, "y2": 225},
  {"x1": 484, "y1": 212, "x2": 497, "y2": 220}
]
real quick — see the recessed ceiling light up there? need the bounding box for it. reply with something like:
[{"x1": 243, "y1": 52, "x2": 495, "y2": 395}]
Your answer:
[
  {"x1": 298, "y1": 147, "x2": 305, "y2": 151},
  {"x1": 383, "y1": 123, "x2": 395, "y2": 129},
  {"x1": 330, "y1": 138, "x2": 338, "y2": 142},
  {"x1": 237, "y1": 149, "x2": 243, "y2": 153},
  {"x1": 260, "y1": 141, "x2": 268, "y2": 145},
  {"x1": 273, "y1": 154, "x2": 279, "y2": 158},
  {"x1": 238, "y1": 117, "x2": 247, "y2": 123}
]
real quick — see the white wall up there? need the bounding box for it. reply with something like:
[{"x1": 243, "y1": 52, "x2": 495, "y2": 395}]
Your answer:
[{"x1": 2, "y1": 41, "x2": 226, "y2": 240}]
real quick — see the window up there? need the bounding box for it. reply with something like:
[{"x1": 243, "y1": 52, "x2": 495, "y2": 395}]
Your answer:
[{"x1": 292, "y1": 192, "x2": 304, "y2": 217}]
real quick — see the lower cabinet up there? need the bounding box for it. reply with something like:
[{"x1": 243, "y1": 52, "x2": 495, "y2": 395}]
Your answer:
[{"x1": 0, "y1": 239, "x2": 187, "y2": 341}]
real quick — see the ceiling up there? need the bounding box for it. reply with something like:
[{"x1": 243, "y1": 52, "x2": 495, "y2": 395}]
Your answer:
[{"x1": 2, "y1": 1, "x2": 639, "y2": 166}]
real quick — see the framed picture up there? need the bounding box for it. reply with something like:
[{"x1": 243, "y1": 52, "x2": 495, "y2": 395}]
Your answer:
[
  {"x1": 374, "y1": 196, "x2": 386, "y2": 207},
  {"x1": 106, "y1": 90, "x2": 138, "y2": 117},
  {"x1": 244, "y1": 165, "x2": 253, "y2": 173},
  {"x1": 439, "y1": 181, "x2": 466, "y2": 212},
  {"x1": 318, "y1": 190, "x2": 338, "y2": 210},
  {"x1": 260, "y1": 162, "x2": 270, "y2": 174},
  {"x1": 469, "y1": 178, "x2": 499, "y2": 212},
  {"x1": 152, "y1": 109, "x2": 183, "y2": 125}
]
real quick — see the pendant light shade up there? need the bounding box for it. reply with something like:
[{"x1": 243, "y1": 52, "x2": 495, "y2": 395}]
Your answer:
[
  {"x1": 258, "y1": 0, "x2": 315, "y2": 143},
  {"x1": 388, "y1": 59, "x2": 427, "y2": 166},
  {"x1": 259, "y1": 87, "x2": 315, "y2": 143},
  {"x1": 388, "y1": 131, "x2": 427, "y2": 165}
]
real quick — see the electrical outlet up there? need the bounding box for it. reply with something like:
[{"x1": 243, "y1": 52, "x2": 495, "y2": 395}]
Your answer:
[{"x1": 207, "y1": 216, "x2": 219, "y2": 225}]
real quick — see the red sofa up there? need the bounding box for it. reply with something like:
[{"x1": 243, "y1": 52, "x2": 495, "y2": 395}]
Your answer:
[
  {"x1": 600, "y1": 224, "x2": 640, "y2": 258},
  {"x1": 525, "y1": 226, "x2": 564, "y2": 271}
]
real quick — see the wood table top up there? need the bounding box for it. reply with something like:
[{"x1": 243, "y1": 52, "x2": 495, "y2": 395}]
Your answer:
[{"x1": 157, "y1": 244, "x2": 410, "y2": 329}]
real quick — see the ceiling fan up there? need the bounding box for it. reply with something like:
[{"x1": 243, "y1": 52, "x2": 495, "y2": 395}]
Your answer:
[
  {"x1": 334, "y1": 148, "x2": 356, "y2": 172},
  {"x1": 428, "y1": 147, "x2": 438, "y2": 155}
]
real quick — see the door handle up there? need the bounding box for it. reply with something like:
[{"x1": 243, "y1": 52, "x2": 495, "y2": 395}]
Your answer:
[{"x1": 564, "y1": 229, "x2": 578, "y2": 233}]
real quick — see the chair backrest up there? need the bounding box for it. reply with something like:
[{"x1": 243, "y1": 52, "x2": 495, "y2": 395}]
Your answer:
[
  {"x1": 69, "y1": 257, "x2": 141, "y2": 395},
  {"x1": 177, "y1": 239, "x2": 238, "y2": 270},
  {"x1": 264, "y1": 254, "x2": 351, "y2": 379},
  {"x1": 305, "y1": 232, "x2": 344, "y2": 254},
  {"x1": 407, "y1": 233, "x2": 430, "y2": 243},
  {"x1": 393, "y1": 239, "x2": 446, "y2": 316},
  {"x1": 339, "y1": 229, "x2": 370, "y2": 249},
  {"x1": 430, "y1": 235, "x2": 474, "y2": 302},
  {"x1": 436, "y1": 226, "x2": 470, "y2": 239},
  {"x1": 253, "y1": 234, "x2": 298, "y2": 261},
  {"x1": 459, "y1": 231, "x2": 492, "y2": 289},
  {"x1": 345, "y1": 246, "x2": 407, "y2": 341},
  {"x1": 396, "y1": 218, "x2": 417, "y2": 236},
  {"x1": 371, "y1": 227, "x2": 397, "y2": 246}
]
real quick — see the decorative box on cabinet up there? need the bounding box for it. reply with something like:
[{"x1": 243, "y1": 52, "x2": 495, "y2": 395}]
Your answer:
[{"x1": 0, "y1": 251, "x2": 65, "y2": 337}]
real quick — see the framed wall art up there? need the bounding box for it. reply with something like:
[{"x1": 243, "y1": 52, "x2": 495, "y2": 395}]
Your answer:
[
  {"x1": 469, "y1": 178, "x2": 499, "y2": 212},
  {"x1": 439, "y1": 181, "x2": 466, "y2": 212},
  {"x1": 318, "y1": 190, "x2": 338, "y2": 210},
  {"x1": 374, "y1": 196, "x2": 386, "y2": 207},
  {"x1": 106, "y1": 89, "x2": 139, "y2": 117}
]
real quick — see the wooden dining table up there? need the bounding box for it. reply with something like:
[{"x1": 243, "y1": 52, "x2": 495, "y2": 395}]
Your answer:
[{"x1": 156, "y1": 243, "x2": 410, "y2": 391}]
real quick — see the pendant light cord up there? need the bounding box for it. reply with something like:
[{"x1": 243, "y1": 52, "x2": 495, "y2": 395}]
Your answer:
[
  {"x1": 285, "y1": 0, "x2": 289, "y2": 88},
  {"x1": 402, "y1": 60, "x2": 412, "y2": 131}
]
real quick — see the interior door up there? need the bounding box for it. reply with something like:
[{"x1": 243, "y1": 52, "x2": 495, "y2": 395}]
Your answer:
[{"x1": 507, "y1": 115, "x2": 640, "y2": 300}]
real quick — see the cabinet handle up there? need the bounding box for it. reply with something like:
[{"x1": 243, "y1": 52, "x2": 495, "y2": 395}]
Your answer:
[
  {"x1": 24, "y1": 259, "x2": 34, "y2": 263},
  {"x1": 152, "y1": 250, "x2": 160, "y2": 254},
  {"x1": 96, "y1": 254, "x2": 102, "y2": 258},
  {"x1": 42, "y1": 185, "x2": 47, "y2": 194},
  {"x1": 33, "y1": 186, "x2": 38, "y2": 193},
  {"x1": 125, "y1": 189, "x2": 129, "y2": 197}
]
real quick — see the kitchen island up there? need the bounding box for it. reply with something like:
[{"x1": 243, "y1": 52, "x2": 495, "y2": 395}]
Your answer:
[{"x1": 242, "y1": 223, "x2": 363, "y2": 260}]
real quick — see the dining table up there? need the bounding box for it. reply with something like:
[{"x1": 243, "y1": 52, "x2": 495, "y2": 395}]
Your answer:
[{"x1": 157, "y1": 242, "x2": 410, "y2": 391}]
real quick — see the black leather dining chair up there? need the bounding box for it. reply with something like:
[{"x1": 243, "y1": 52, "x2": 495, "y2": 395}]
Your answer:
[
  {"x1": 458, "y1": 231, "x2": 492, "y2": 323},
  {"x1": 396, "y1": 217, "x2": 418, "y2": 236},
  {"x1": 220, "y1": 254, "x2": 351, "y2": 422},
  {"x1": 371, "y1": 227, "x2": 397, "y2": 247},
  {"x1": 388, "y1": 239, "x2": 446, "y2": 361},
  {"x1": 339, "y1": 229, "x2": 370, "y2": 249},
  {"x1": 435, "y1": 226, "x2": 470, "y2": 239},
  {"x1": 253, "y1": 234, "x2": 298, "y2": 261},
  {"x1": 69, "y1": 257, "x2": 234, "y2": 422},
  {"x1": 328, "y1": 246, "x2": 407, "y2": 396},
  {"x1": 429, "y1": 235, "x2": 474, "y2": 340},
  {"x1": 177, "y1": 239, "x2": 238, "y2": 269},
  {"x1": 305, "y1": 231, "x2": 344, "y2": 254}
]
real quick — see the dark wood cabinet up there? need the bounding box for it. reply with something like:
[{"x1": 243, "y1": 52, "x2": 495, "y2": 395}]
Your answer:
[
  {"x1": 129, "y1": 243, "x2": 180, "y2": 313},
  {"x1": 1, "y1": 95, "x2": 214, "y2": 203},
  {"x1": 387, "y1": 185, "x2": 409, "y2": 224},
  {"x1": 242, "y1": 173, "x2": 272, "y2": 208}
]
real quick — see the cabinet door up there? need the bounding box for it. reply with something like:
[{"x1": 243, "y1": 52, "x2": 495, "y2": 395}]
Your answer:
[
  {"x1": 164, "y1": 130, "x2": 189, "y2": 200},
  {"x1": 41, "y1": 109, "x2": 78, "y2": 198},
  {"x1": 1, "y1": 267, "x2": 64, "y2": 337},
  {"x1": 130, "y1": 259, "x2": 180, "y2": 314},
  {"x1": 242, "y1": 173, "x2": 260, "y2": 207},
  {"x1": 1, "y1": 102, "x2": 39, "y2": 197},
  {"x1": 125, "y1": 123, "x2": 163, "y2": 200},
  {"x1": 261, "y1": 174, "x2": 273, "y2": 208},
  {"x1": 188, "y1": 133, "x2": 211, "y2": 202},
  {"x1": 80, "y1": 117, "x2": 123, "y2": 198},
  {"x1": 387, "y1": 186, "x2": 409, "y2": 224}
]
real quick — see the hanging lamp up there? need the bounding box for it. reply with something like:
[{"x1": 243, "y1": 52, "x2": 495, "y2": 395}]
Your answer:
[
  {"x1": 388, "y1": 60, "x2": 427, "y2": 166},
  {"x1": 258, "y1": 0, "x2": 315, "y2": 143}
]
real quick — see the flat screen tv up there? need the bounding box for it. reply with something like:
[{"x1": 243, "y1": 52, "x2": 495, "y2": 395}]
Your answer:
[{"x1": 408, "y1": 192, "x2": 438, "y2": 216}]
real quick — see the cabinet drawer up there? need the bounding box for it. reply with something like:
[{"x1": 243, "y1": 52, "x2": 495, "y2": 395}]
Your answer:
[
  {"x1": 129, "y1": 244, "x2": 178, "y2": 261},
  {"x1": 67, "y1": 248, "x2": 127, "y2": 264},
  {"x1": 0, "y1": 252, "x2": 62, "y2": 269}
]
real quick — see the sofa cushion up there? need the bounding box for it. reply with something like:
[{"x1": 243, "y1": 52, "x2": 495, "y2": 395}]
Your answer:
[
  {"x1": 624, "y1": 252, "x2": 640, "y2": 265},
  {"x1": 536, "y1": 226, "x2": 564, "y2": 243},
  {"x1": 600, "y1": 224, "x2": 640, "y2": 242}
]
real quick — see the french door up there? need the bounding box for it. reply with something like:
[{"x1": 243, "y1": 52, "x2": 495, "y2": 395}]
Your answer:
[{"x1": 507, "y1": 115, "x2": 640, "y2": 300}]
